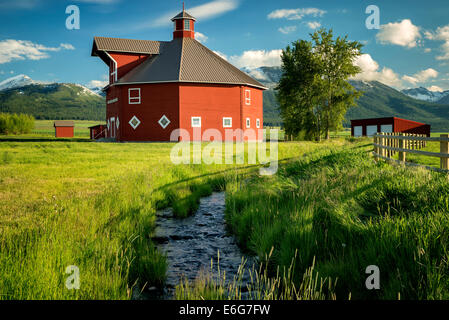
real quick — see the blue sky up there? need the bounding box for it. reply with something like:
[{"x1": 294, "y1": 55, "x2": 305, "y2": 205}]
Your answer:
[{"x1": 0, "y1": 0, "x2": 448, "y2": 90}]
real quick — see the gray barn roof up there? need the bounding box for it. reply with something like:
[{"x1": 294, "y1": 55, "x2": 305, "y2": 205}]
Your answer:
[{"x1": 92, "y1": 37, "x2": 267, "y2": 90}]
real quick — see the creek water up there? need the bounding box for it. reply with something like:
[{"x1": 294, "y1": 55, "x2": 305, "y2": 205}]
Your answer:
[{"x1": 150, "y1": 192, "x2": 254, "y2": 299}]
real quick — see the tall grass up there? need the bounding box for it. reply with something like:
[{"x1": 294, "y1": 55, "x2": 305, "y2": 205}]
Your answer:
[
  {"x1": 225, "y1": 142, "x2": 449, "y2": 299},
  {"x1": 0, "y1": 137, "x2": 333, "y2": 299},
  {"x1": 175, "y1": 250, "x2": 337, "y2": 300},
  {"x1": 0, "y1": 113, "x2": 34, "y2": 135}
]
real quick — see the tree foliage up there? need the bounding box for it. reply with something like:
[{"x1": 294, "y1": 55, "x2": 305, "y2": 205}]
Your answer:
[
  {"x1": 277, "y1": 29, "x2": 363, "y2": 140},
  {"x1": 0, "y1": 113, "x2": 35, "y2": 135}
]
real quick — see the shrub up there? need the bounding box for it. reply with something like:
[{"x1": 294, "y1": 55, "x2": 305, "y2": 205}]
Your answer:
[{"x1": 0, "y1": 113, "x2": 35, "y2": 135}]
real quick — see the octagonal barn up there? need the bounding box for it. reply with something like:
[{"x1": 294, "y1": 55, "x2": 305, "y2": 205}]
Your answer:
[{"x1": 91, "y1": 8, "x2": 266, "y2": 142}]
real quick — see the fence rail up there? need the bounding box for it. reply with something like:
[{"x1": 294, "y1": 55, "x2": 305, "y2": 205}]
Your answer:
[{"x1": 373, "y1": 132, "x2": 449, "y2": 172}]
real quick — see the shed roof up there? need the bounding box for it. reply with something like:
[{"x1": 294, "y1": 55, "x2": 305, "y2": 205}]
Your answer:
[{"x1": 54, "y1": 121, "x2": 74, "y2": 127}]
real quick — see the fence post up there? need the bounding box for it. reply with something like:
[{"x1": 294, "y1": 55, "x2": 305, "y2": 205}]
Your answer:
[
  {"x1": 441, "y1": 134, "x2": 449, "y2": 170},
  {"x1": 399, "y1": 133, "x2": 406, "y2": 163}
]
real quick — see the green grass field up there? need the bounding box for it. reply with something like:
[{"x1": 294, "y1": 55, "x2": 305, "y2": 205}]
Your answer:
[{"x1": 0, "y1": 130, "x2": 448, "y2": 300}]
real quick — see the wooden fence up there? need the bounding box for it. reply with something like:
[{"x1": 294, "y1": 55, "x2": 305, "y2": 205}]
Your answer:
[{"x1": 373, "y1": 133, "x2": 449, "y2": 172}]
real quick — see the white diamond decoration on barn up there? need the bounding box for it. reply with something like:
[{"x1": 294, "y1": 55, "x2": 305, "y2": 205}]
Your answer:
[
  {"x1": 158, "y1": 115, "x2": 170, "y2": 129},
  {"x1": 129, "y1": 116, "x2": 141, "y2": 130},
  {"x1": 116, "y1": 117, "x2": 120, "y2": 129}
]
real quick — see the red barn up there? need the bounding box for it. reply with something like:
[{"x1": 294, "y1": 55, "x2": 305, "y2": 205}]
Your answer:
[
  {"x1": 91, "y1": 8, "x2": 266, "y2": 142},
  {"x1": 54, "y1": 121, "x2": 74, "y2": 138},
  {"x1": 351, "y1": 117, "x2": 431, "y2": 137}
]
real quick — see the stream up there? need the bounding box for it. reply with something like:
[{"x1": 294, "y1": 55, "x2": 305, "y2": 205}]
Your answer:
[{"x1": 150, "y1": 192, "x2": 254, "y2": 299}]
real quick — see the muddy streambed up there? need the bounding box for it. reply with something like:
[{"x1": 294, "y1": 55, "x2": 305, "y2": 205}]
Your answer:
[{"x1": 150, "y1": 192, "x2": 254, "y2": 299}]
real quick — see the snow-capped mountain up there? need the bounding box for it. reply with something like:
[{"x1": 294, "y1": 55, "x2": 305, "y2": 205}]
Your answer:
[
  {"x1": 0, "y1": 74, "x2": 36, "y2": 91},
  {"x1": 241, "y1": 66, "x2": 282, "y2": 88},
  {"x1": 401, "y1": 87, "x2": 449, "y2": 103},
  {"x1": 87, "y1": 86, "x2": 106, "y2": 97}
]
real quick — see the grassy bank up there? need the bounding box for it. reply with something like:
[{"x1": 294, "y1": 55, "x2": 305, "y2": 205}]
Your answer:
[
  {"x1": 0, "y1": 136, "x2": 330, "y2": 299},
  {"x1": 222, "y1": 140, "x2": 449, "y2": 299}
]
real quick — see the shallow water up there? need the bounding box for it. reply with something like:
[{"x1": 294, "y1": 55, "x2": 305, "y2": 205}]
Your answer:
[{"x1": 151, "y1": 192, "x2": 253, "y2": 298}]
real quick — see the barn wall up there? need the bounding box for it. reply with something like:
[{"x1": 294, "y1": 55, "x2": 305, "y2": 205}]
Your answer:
[
  {"x1": 394, "y1": 118, "x2": 431, "y2": 136},
  {"x1": 106, "y1": 85, "x2": 121, "y2": 140},
  {"x1": 55, "y1": 127, "x2": 74, "y2": 138},
  {"x1": 179, "y1": 83, "x2": 244, "y2": 141},
  {"x1": 108, "y1": 52, "x2": 149, "y2": 82},
  {"x1": 117, "y1": 83, "x2": 179, "y2": 141},
  {"x1": 240, "y1": 86, "x2": 264, "y2": 141}
]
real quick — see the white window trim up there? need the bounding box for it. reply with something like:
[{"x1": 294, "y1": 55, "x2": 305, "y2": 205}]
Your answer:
[
  {"x1": 105, "y1": 52, "x2": 117, "y2": 83},
  {"x1": 184, "y1": 19, "x2": 190, "y2": 31},
  {"x1": 191, "y1": 116, "x2": 201, "y2": 128},
  {"x1": 256, "y1": 118, "x2": 260, "y2": 128},
  {"x1": 246, "y1": 118, "x2": 250, "y2": 128},
  {"x1": 223, "y1": 117, "x2": 232, "y2": 128},
  {"x1": 128, "y1": 88, "x2": 141, "y2": 105},
  {"x1": 245, "y1": 89, "x2": 251, "y2": 105},
  {"x1": 107, "y1": 98, "x2": 118, "y2": 104}
]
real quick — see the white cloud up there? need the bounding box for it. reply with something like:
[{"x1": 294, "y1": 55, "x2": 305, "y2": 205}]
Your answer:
[
  {"x1": 87, "y1": 80, "x2": 108, "y2": 88},
  {"x1": 428, "y1": 85, "x2": 443, "y2": 92},
  {"x1": 307, "y1": 21, "x2": 321, "y2": 29},
  {"x1": 247, "y1": 69, "x2": 268, "y2": 81},
  {"x1": 402, "y1": 68, "x2": 439, "y2": 85},
  {"x1": 351, "y1": 53, "x2": 402, "y2": 87},
  {"x1": 0, "y1": 40, "x2": 75, "y2": 64},
  {"x1": 425, "y1": 24, "x2": 449, "y2": 60},
  {"x1": 267, "y1": 8, "x2": 326, "y2": 21},
  {"x1": 278, "y1": 26, "x2": 296, "y2": 34},
  {"x1": 376, "y1": 19, "x2": 421, "y2": 48},
  {"x1": 152, "y1": 0, "x2": 238, "y2": 27},
  {"x1": 229, "y1": 49, "x2": 282, "y2": 68},
  {"x1": 424, "y1": 48, "x2": 431, "y2": 53},
  {"x1": 195, "y1": 32, "x2": 208, "y2": 44}
]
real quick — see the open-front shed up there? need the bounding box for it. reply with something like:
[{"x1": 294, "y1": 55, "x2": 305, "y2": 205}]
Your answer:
[{"x1": 351, "y1": 117, "x2": 431, "y2": 137}]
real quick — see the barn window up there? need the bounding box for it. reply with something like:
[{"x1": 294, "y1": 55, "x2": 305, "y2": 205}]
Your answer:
[
  {"x1": 184, "y1": 19, "x2": 190, "y2": 30},
  {"x1": 256, "y1": 118, "x2": 260, "y2": 128},
  {"x1": 158, "y1": 115, "x2": 171, "y2": 129},
  {"x1": 191, "y1": 116, "x2": 201, "y2": 127},
  {"x1": 245, "y1": 89, "x2": 251, "y2": 105},
  {"x1": 129, "y1": 88, "x2": 141, "y2": 104},
  {"x1": 246, "y1": 118, "x2": 250, "y2": 128},
  {"x1": 223, "y1": 117, "x2": 232, "y2": 128},
  {"x1": 129, "y1": 116, "x2": 141, "y2": 130}
]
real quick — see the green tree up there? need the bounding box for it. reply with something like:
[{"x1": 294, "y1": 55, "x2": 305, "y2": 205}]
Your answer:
[{"x1": 277, "y1": 28, "x2": 363, "y2": 141}]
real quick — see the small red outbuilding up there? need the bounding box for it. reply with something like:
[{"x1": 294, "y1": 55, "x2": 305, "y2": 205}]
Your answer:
[
  {"x1": 54, "y1": 121, "x2": 74, "y2": 138},
  {"x1": 351, "y1": 117, "x2": 431, "y2": 137},
  {"x1": 89, "y1": 124, "x2": 107, "y2": 140}
]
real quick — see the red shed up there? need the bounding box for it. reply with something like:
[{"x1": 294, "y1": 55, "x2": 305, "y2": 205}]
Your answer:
[
  {"x1": 91, "y1": 7, "x2": 266, "y2": 142},
  {"x1": 350, "y1": 117, "x2": 431, "y2": 137},
  {"x1": 54, "y1": 120, "x2": 74, "y2": 138},
  {"x1": 89, "y1": 124, "x2": 107, "y2": 140}
]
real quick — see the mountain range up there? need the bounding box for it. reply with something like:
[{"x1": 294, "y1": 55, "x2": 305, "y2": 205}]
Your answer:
[
  {"x1": 0, "y1": 72, "x2": 448, "y2": 131},
  {"x1": 401, "y1": 87, "x2": 449, "y2": 103},
  {"x1": 0, "y1": 75, "x2": 105, "y2": 120}
]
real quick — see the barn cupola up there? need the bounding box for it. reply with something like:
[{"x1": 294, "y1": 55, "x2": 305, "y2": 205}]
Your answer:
[{"x1": 171, "y1": 4, "x2": 196, "y2": 39}]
